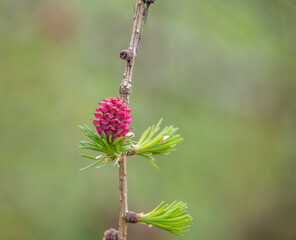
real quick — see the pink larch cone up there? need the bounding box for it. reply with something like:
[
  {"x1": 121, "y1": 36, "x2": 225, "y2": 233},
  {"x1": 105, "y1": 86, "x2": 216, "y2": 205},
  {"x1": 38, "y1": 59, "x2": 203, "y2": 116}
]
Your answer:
[{"x1": 93, "y1": 97, "x2": 132, "y2": 142}]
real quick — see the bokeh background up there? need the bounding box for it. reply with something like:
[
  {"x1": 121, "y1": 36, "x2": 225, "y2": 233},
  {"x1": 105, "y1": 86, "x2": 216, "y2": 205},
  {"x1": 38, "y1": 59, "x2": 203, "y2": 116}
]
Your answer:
[{"x1": 1, "y1": 0, "x2": 295, "y2": 239}]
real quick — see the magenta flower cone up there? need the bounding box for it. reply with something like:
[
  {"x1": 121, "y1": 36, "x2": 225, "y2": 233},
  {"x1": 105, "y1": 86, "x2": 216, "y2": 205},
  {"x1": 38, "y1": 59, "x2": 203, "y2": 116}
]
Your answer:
[{"x1": 93, "y1": 97, "x2": 132, "y2": 142}]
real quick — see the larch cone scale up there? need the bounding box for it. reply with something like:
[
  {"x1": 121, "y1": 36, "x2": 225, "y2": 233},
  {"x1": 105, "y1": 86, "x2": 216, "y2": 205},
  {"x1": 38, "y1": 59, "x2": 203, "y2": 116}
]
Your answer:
[{"x1": 93, "y1": 97, "x2": 132, "y2": 142}]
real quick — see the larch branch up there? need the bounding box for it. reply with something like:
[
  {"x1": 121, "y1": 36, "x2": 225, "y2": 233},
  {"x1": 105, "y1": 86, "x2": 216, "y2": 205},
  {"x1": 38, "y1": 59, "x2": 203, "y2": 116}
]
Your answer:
[{"x1": 118, "y1": 1, "x2": 154, "y2": 240}]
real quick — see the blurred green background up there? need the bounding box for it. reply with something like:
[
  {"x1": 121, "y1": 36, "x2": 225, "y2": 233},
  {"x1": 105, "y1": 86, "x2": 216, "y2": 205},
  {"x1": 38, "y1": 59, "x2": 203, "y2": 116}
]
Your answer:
[{"x1": 1, "y1": 0, "x2": 295, "y2": 239}]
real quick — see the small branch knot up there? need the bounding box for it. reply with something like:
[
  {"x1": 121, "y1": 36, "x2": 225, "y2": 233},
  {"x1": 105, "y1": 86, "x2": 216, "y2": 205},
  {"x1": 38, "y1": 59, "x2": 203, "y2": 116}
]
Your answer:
[
  {"x1": 103, "y1": 229, "x2": 118, "y2": 240},
  {"x1": 144, "y1": 0, "x2": 156, "y2": 4},
  {"x1": 127, "y1": 150, "x2": 137, "y2": 156},
  {"x1": 125, "y1": 212, "x2": 140, "y2": 224},
  {"x1": 120, "y1": 49, "x2": 133, "y2": 61},
  {"x1": 119, "y1": 85, "x2": 132, "y2": 95}
]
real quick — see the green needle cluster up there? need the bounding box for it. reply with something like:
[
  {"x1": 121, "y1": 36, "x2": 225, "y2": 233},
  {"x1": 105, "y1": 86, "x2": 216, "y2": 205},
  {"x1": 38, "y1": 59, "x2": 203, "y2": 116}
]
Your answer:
[
  {"x1": 79, "y1": 125, "x2": 134, "y2": 170},
  {"x1": 139, "y1": 201, "x2": 192, "y2": 236},
  {"x1": 134, "y1": 119, "x2": 183, "y2": 168}
]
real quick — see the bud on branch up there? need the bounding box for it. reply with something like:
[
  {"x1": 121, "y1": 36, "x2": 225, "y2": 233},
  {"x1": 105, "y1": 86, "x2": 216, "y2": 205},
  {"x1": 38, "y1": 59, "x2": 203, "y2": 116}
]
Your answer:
[
  {"x1": 125, "y1": 211, "x2": 141, "y2": 223},
  {"x1": 103, "y1": 228, "x2": 118, "y2": 240},
  {"x1": 120, "y1": 49, "x2": 133, "y2": 61}
]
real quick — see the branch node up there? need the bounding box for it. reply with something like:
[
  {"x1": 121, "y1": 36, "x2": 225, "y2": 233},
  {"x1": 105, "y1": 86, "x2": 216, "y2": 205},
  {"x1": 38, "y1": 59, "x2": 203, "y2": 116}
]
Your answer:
[
  {"x1": 125, "y1": 211, "x2": 140, "y2": 223},
  {"x1": 103, "y1": 229, "x2": 118, "y2": 240},
  {"x1": 120, "y1": 49, "x2": 133, "y2": 61},
  {"x1": 144, "y1": 0, "x2": 156, "y2": 4},
  {"x1": 127, "y1": 150, "x2": 137, "y2": 156},
  {"x1": 119, "y1": 85, "x2": 132, "y2": 95}
]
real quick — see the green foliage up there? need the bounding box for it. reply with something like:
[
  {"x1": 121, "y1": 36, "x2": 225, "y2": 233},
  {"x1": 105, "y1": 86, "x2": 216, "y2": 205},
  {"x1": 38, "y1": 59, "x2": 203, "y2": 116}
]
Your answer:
[
  {"x1": 139, "y1": 201, "x2": 192, "y2": 236},
  {"x1": 134, "y1": 119, "x2": 183, "y2": 168},
  {"x1": 79, "y1": 119, "x2": 183, "y2": 170},
  {"x1": 79, "y1": 125, "x2": 134, "y2": 171}
]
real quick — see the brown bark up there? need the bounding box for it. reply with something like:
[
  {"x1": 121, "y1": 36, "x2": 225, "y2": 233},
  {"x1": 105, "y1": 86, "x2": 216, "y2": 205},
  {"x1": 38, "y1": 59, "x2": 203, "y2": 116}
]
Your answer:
[{"x1": 118, "y1": 1, "x2": 153, "y2": 240}]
